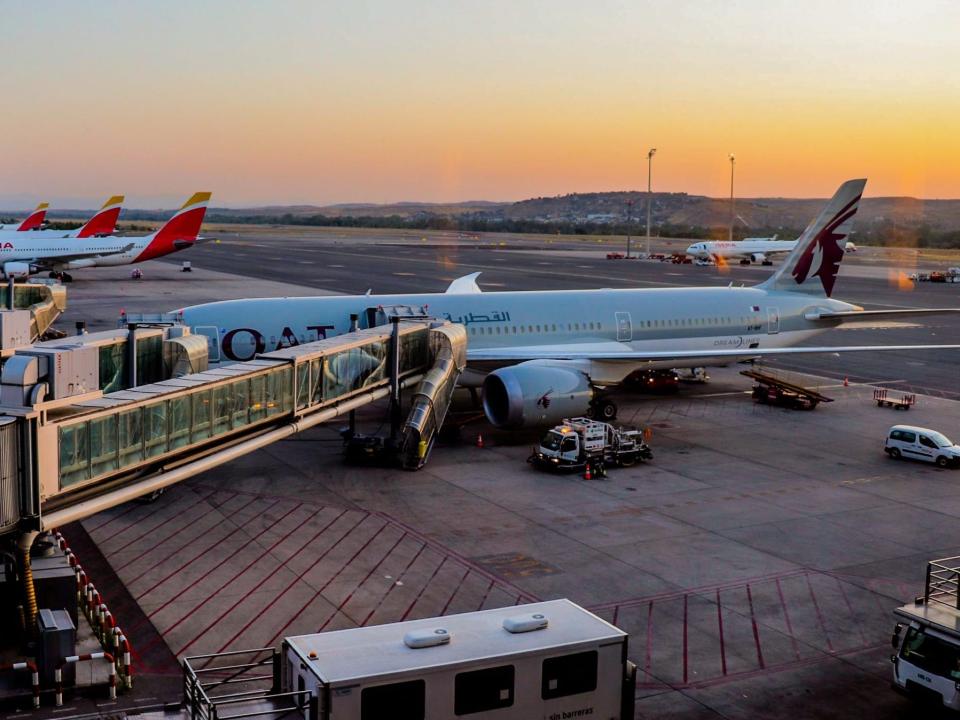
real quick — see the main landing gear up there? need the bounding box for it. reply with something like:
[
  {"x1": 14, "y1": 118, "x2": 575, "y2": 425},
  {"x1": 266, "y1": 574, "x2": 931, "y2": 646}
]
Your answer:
[
  {"x1": 49, "y1": 271, "x2": 73, "y2": 283},
  {"x1": 588, "y1": 397, "x2": 618, "y2": 421}
]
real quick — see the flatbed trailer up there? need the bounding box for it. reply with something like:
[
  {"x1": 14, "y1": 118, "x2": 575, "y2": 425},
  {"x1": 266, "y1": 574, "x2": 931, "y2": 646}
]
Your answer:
[
  {"x1": 874, "y1": 388, "x2": 916, "y2": 410},
  {"x1": 740, "y1": 369, "x2": 834, "y2": 410}
]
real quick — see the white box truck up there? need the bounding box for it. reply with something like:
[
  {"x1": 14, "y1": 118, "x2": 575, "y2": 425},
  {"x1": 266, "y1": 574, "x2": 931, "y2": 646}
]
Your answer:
[
  {"x1": 892, "y1": 557, "x2": 960, "y2": 710},
  {"x1": 281, "y1": 598, "x2": 636, "y2": 719}
]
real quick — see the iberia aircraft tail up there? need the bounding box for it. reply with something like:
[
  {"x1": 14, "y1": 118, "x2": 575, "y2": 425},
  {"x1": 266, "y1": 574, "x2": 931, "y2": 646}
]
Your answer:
[
  {"x1": 135, "y1": 192, "x2": 212, "y2": 262},
  {"x1": 17, "y1": 202, "x2": 49, "y2": 231},
  {"x1": 75, "y1": 195, "x2": 124, "y2": 238},
  {"x1": 758, "y1": 178, "x2": 865, "y2": 298}
]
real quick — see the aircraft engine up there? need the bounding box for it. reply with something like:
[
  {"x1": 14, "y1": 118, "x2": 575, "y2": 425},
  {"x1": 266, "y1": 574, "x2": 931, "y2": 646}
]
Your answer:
[
  {"x1": 750, "y1": 253, "x2": 767, "y2": 263},
  {"x1": 3, "y1": 262, "x2": 32, "y2": 279},
  {"x1": 482, "y1": 360, "x2": 593, "y2": 428}
]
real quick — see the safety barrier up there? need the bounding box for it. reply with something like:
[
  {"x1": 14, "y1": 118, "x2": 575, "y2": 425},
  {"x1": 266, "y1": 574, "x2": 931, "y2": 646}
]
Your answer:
[
  {"x1": 56, "y1": 530, "x2": 134, "y2": 690},
  {"x1": 0, "y1": 661, "x2": 40, "y2": 709},
  {"x1": 54, "y1": 651, "x2": 116, "y2": 706}
]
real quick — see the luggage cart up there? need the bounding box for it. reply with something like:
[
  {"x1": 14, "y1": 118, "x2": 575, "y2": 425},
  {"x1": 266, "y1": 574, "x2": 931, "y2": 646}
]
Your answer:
[
  {"x1": 740, "y1": 369, "x2": 834, "y2": 411},
  {"x1": 874, "y1": 388, "x2": 916, "y2": 410}
]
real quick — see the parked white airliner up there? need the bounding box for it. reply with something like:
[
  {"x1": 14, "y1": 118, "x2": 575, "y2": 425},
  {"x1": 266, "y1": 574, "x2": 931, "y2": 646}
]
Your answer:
[
  {"x1": 0, "y1": 192, "x2": 210, "y2": 282},
  {"x1": 173, "y1": 179, "x2": 959, "y2": 428},
  {"x1": 0, "y1": 196, "x2": 125, "y2": 240},
  {"x1": 686, "y1": 236, "x2": 857, "y2": 265}
]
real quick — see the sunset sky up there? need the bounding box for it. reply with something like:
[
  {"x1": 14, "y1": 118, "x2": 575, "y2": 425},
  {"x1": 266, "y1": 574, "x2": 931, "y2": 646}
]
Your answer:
[{"x1": 2, "y1": 0, "x2": 958, "y2": 208}]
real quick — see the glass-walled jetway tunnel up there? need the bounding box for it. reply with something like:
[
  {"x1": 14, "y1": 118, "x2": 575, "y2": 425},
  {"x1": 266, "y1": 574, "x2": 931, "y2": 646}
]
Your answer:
[{"x1": 0, "y1": 319, "x2": 466, "y2": 541}]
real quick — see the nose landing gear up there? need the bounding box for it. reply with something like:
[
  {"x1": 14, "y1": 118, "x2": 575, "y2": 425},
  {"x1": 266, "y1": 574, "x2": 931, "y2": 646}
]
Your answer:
[{"x1": 48, "y1": 271, "x2": 73, "y2": 283}]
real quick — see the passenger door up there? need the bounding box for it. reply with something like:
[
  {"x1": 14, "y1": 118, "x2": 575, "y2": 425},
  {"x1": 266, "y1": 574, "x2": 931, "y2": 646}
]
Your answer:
[
  {"x1": 615, "y1": 312, "x2": 632, "y2": 342},
  {"x1": 766, "y1": 307, "x2": 780, "y2": 335},
  {"x1": 194, "y1": 326, "x2": 221, "y2": 363},
  {"x1": 918, "y1": 435, "x2": 939, "y2": 462}
]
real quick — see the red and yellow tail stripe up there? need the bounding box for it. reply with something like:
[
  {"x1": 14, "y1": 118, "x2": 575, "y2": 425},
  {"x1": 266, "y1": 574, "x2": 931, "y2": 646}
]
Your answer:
[
  {"x1": 135, "y1": 192, "x2": 212, "y2": 262},
  {"x1": 76, "y1": 195, "x2": 125, "y2": 238},
  {"x1": 17, "y1": 202, "x2": 49, "y2": 231}
]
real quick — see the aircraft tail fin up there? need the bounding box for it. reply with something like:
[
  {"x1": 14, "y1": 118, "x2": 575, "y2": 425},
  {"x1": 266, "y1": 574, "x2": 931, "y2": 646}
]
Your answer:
[
  {"x1": 758, "y1": 179, "x2": 865, "y2": 298},
  {"x1": 17, "y1": 202, "x2": 49, "y2": 231},
  {"x1": 75, "y1": 195, "x2": 124, "y2": 238},
  {"x1": 135, "y1": 192, "x2": 212, "y2": 261}
]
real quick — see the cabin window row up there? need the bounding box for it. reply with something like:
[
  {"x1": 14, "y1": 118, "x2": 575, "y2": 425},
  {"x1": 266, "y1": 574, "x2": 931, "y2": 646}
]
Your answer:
[
  {"x1": 469, "y1": 322, "x2": 602, "y2": 336},
  {"x1": 358, "y1": 650, "x2": 597, "y2": 719}
]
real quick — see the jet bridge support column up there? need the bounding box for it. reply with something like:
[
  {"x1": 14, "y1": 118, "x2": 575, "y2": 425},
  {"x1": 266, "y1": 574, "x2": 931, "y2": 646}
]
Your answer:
[
  {"x1": 389, "y1": 317, "x2": 402, "y2": 441},
  {"x1": 349, "y1": 314, "x2": 359, "y2": 438},
  {"x1": 18, "y1": 531, "x2": 38, "y2": 636}
]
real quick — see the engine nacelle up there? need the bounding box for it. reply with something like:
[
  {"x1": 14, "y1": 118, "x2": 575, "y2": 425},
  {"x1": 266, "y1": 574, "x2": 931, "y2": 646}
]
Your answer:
[
  {"x1": 482, "y1": 361, "x2": 593, "y2": 428},
  {"x1": 3, "y1": 262, "x2": 32, "y2": 279},
  {"x1": 749, "y1": 253, "x2": 767, "y2": 264}
]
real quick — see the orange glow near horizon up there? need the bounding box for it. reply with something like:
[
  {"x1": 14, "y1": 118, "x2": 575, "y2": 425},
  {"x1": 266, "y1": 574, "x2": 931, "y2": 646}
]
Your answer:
[{"x1": 2, "y1": 2, "x2": 959, "y2": 207}]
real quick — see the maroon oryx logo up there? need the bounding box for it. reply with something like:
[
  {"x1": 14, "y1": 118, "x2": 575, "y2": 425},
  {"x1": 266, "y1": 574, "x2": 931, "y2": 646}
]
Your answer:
[
  {"x1": 791, "y1": 194, "x2": 861, "y2": 297},
  {"x1": 536, "y1": 389, "x2": 554, "y2": 408}
]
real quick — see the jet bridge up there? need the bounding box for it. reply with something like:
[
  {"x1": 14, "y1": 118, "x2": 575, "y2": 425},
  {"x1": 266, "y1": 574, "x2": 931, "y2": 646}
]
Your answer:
[{"x1": 0, "y1": 318, "x2": 466, "y2": 543}]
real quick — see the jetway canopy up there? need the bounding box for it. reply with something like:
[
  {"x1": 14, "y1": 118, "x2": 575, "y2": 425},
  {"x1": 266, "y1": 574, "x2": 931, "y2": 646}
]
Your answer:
[{"x1": 0, "y1": 319, "x2": 466, "y2": 538}]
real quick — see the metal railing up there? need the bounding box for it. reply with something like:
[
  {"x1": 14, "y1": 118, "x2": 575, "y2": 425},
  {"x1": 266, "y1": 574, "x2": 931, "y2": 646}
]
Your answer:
[
  {"x1": 184, "y1": 648, "x2": 309, "y2": 720},
  {"x1": 925, "y1": 556, "x2": 960, "y2": 609}
]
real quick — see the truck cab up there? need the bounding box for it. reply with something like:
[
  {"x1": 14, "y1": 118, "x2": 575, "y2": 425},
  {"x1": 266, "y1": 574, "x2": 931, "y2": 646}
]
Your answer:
[
  {"x1": 531, "y1": 418, "x2": 651, "y2": 471},
  {"x1": 892, "y1": 557, "x2": 960, "y2": 710}
]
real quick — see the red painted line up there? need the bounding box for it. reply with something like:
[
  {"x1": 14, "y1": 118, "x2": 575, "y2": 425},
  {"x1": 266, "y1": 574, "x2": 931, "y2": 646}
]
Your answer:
[
  {"x1": 475, "y1": 579, "x2": 496, "y2": 612},
  {"x1": 439, "y1": 567, "x2": 470, "y2": 617},
  {"x1": 589, "y1": 568, "x2": 808, "y2": 612},
  {"x1": 178, "y1": 514, "x2": 388, "y2": 658},
  {"x1": 132, "y1": 495, "x2": 268, "y2": 596},
  {"x1": 834, "y1": 576, "x2": 868, "y2": 647},
  {"x1": 716, "y1": 589, "x2": 727, "y2": 676},
  {"x1": 371, "y1": 511, "x2": 539, "y2": 603},
  {"x1": 149, "y1": 502, "x2": 307, "y2": 622},
  {"x1": 746, "y1": 585, "x2": 765, "y2": 669},
  {"x1": 85, "y1": 501, "x2": 143, "y2": 534},
  {"x1": 644, "y1": 601, "x2": 653, "y2": 679},
  {"x1": 111, "y1": 489, "x2": 226, "y2": 557},
  {"x1": 359, "y1": 544, "x2": 429, "y2": 627},
  {"x1": 253, "y1": 513, "x2": 372, "y2": 648},
  {"x1": 400, "y1": 557, "x2": 448, "y2": 621},
  {"x1": 805, "y1": 572, "x2": 833, "y2": 652},
  {"x1": 176, "y1": 509, "x2": 354, "y2": 658},
  {"x1": 122, "y1": 493, "x2": 257, "y2": 583},
  {"x1": 317, "y1": 531, "x2": 407, "y2": 632},
  {"x1": 775, "y1": 578, "x2": 801, "y2": 661},
  {"x1": 682, "y1": 594, "x2": 689, "y2": 684}
]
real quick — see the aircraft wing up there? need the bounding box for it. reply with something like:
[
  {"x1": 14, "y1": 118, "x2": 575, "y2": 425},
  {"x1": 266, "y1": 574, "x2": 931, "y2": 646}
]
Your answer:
[
  {"x1": 467, "y1": 341, "x2": 960, "y2": 363},
  {"x1": 806, "y1": 308, "x2": 960, "y2": 321},
  {"x1": 25, "y1": 243, "x2": 136, "y2": 270}
]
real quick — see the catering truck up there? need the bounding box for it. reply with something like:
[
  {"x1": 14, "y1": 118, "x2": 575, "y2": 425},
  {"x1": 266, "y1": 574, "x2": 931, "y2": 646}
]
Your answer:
[
  {"x1": 891, "y1": 556, "x2": 960, "y2": 710},
  {"x1": 281, "y1": 599, "x2": 636, "y2": 719},
  {"x1": 530, "y1": 417, "x2": 651, "y2": 471}
]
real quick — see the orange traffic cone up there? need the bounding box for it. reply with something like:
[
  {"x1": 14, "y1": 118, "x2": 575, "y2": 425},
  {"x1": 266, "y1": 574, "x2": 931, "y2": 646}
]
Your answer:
[
  {"x1": 843, "y1": 376, "x2": 849, "y2": 387},
  {"x1": 583, "y1": 463, "x2": 592, "y2": 481},
  {"x1": 476, "y1": 433, "x2": 484, "y2": 449}
]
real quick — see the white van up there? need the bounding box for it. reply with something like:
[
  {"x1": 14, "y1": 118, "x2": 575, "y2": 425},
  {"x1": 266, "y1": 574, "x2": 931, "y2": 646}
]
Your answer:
[{"x1": 885, "y1": 425, "x2": 960, "y2": 468}]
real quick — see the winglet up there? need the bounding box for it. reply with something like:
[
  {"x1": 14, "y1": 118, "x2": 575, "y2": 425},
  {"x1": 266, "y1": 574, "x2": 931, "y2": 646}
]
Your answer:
[
  {"x1": 17, "y1": 202, "x2": 49, "y2": 231},
  {"x1": 134, "y1": 192, "x2": 212, "y2": 262},
  {"x1": 75, "y1": 195, "x2": 125, "y2": 238},
  {"x1": 446, "y1": 272, "x2": 483, "y2": 294},
  {"x1": 758, "y1": 179, "x2": 866, "y2": 298}
]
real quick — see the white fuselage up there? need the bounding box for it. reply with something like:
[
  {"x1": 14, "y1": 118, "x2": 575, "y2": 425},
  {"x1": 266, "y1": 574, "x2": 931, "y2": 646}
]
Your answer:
[
  {"x1": 0, "y1": 235, "x2": 152, "y2": 271},
  {"x1": 178, "y1": 285, "x2": 855, "y2": 372},
  {"x1": 686, "y1": 239, "x2": 796, "y2": 261}
]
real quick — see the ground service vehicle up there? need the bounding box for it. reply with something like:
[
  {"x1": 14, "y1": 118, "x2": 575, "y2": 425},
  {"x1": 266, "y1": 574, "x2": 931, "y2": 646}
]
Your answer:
[
  {"x1": 892, "y1": 557, "x2": 960, "y2": 710},
  {"x1": 281, "y1": 599, "x2": 637, "y2": 720},
  {"x1": 885, "y1": 425, "x2": 960, "y2": 468},
  {"x1": 531, "y1": 417, "x2": 651, "y2": 471}
]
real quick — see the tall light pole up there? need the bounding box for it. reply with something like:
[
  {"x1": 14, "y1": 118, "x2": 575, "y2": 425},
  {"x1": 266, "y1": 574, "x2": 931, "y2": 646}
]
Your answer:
[
  {"x1": 728, "y1": 153, "x2": 736, "y2": 242},
  {"x1": 646, "y1": 147, "x2": 656, "y2": 257},
  {"x1": 625, "y1": 199, "x2": 634, "y2": 258}
]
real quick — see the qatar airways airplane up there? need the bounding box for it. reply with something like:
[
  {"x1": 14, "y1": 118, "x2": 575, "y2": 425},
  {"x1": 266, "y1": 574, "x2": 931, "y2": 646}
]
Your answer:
[
  {"x1": 0, "y1": 192, "x2": 210, "y2": 282},
  {"x1": 0, "y1": 195, "x2": 125, "y2": 240},
  {"x1": 172, "y1": 179, "x2": 959, "y2": 428},
  {"x1": 686, "y1": 235, "x2": 857, "y2": 265},
  {"x1": 0, "y1": 202, "x2": 49, "y2": 231}
]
